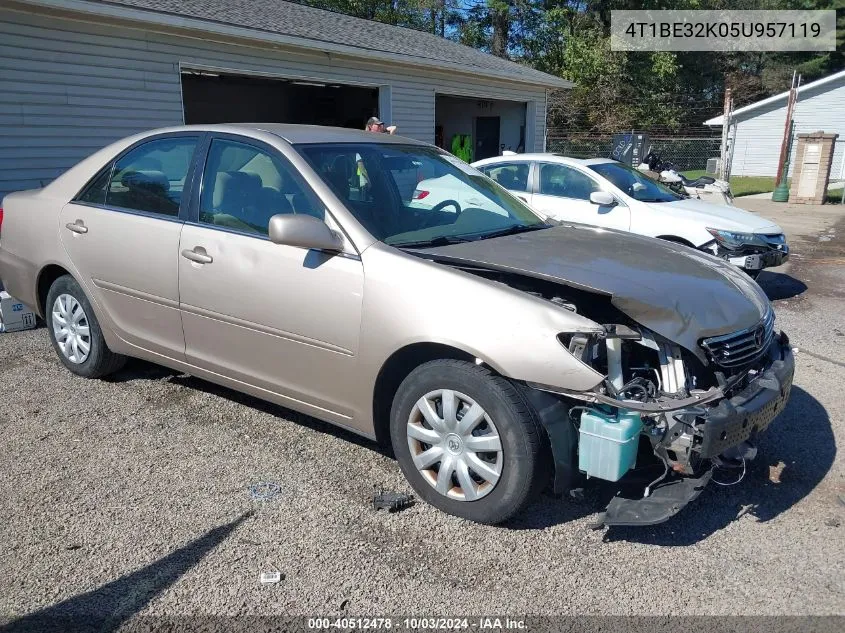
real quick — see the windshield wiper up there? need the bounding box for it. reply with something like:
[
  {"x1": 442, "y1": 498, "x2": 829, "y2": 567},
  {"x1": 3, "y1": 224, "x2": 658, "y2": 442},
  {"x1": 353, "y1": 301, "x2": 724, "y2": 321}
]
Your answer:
[
  {"x1": 393, "y1": 235, "x2": 473, "y2": 249},
  {"x1": 474, "y1": 224, "x2": 549, "y2": 240}
]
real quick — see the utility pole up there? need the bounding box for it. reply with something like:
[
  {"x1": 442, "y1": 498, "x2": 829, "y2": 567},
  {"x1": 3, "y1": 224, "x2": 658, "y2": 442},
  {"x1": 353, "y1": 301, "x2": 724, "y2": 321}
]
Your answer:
[
  {"x1": 719, "y1": 88, "x2": 732, "y2": 181},
  {"x1": 772, "y1": 72, "x2": 800, "y2": 202}
]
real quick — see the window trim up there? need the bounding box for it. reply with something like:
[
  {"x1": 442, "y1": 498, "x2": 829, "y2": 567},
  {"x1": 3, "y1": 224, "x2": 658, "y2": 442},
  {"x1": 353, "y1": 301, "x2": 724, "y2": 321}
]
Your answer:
[
  {"x1": 71, "y1": 132, "x2": 206, "y2": 223},
  {"x1": 187, "y1": 132, "x2": 331, "y2": 242},
  {"x1": 536, "y1": 161, "x2": 603, "y2": 202}
]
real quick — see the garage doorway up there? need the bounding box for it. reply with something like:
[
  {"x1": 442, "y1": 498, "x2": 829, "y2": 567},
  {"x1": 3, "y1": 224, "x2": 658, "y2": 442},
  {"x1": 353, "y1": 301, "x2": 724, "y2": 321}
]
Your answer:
[
  {"x1": 181, "y1": 70, "x2": 379, "y2": 129},
  {"x1": 435, "y1": 95, "x2": 527, "y2": 161}
]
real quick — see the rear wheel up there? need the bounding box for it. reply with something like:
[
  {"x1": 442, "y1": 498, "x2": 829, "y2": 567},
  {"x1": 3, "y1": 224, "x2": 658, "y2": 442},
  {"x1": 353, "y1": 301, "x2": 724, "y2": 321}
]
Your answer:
[
  {"x1": 45, "y1": 275, "x2": 126, "y2": 378},
  {"x1": 390, "y1": 359, "x2": 546, "y2": 524}
]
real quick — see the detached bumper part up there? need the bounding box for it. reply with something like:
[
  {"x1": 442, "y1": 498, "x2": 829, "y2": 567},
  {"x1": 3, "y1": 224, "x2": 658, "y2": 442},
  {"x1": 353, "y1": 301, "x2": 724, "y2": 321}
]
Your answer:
[
  {"x1": 722, "y1": 241, "x2": 789, "y2": 271},
  {"x1": 598, "y1": 469, "x2": 713, "y2": 527},
  {"x1": 728, "y1": 250, "x2": 788, "y2": 271}
]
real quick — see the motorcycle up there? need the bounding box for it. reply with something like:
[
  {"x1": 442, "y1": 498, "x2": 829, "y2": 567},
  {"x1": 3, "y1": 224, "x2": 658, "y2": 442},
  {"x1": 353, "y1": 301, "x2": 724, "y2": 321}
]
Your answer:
[{"x1": 638, "y1": 152, "x2": 735, "y2": 207}]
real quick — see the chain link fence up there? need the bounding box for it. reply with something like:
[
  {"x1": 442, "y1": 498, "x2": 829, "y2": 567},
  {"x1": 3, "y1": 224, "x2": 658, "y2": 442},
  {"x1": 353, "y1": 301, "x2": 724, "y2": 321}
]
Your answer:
[{"x1": 545, "y1": 134, "x2": 723, "y2": 174}]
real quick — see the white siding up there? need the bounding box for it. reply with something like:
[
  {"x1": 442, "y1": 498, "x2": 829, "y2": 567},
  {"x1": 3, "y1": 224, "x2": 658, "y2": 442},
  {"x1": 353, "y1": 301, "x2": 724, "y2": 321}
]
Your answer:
[
  {"x1": 729, "y1": 76, "x2": 845, "y2": 178},
  {"x1": 0, "y1": 6, "x2": 548, "y2": 197}
]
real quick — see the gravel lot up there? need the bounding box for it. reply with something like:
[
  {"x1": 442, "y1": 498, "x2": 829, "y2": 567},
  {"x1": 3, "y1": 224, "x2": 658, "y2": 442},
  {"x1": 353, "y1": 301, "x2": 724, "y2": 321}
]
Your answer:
[{"x1": 1, "y1": 203, "x2": 844, "y2": 624}]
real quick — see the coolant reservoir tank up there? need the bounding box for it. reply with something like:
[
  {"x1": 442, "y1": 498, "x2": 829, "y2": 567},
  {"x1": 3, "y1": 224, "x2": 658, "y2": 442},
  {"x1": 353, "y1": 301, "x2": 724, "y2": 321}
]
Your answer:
[{"x1": 578, "y1": 409, "x2": 643, "y2": 482}]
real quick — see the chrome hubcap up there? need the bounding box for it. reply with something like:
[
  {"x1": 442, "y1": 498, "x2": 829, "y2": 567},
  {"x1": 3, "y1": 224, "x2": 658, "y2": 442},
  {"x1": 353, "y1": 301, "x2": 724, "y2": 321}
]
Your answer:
[
  {"x1": 52, "y1": 294, "x2": 91, "y2": 364},
  {"x1": 407, "y1": 389, "x2": 503, "y2": 501}
]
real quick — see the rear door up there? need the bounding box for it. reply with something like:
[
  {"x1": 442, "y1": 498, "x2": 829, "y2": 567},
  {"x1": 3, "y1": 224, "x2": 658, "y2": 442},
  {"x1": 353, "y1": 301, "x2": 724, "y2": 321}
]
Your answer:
[
  {"x1": 477, "y1": 161, "x2": 532, "y2": 203},
  {"x1": 59, "y1": 134, "x2": 202, "y2": 359},
  {"x1": 530, "y1": 162, "x2": 630, "y2": 230}
]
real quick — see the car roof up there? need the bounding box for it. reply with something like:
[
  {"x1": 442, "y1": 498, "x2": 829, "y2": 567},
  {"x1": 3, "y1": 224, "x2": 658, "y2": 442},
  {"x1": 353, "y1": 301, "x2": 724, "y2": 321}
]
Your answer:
[
  {"x1": 139, "y1": 123, "x2": 430, "y2": 146},
  {"x1": 473, "y1": 153, "x2": 616, "y2": 167}
]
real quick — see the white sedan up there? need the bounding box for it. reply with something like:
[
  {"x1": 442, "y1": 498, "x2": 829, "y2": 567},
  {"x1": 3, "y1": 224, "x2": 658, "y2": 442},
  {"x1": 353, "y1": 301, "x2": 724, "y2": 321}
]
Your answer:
[{"x1": 472, "y1": 154, "x2": 789, "y2": 276}]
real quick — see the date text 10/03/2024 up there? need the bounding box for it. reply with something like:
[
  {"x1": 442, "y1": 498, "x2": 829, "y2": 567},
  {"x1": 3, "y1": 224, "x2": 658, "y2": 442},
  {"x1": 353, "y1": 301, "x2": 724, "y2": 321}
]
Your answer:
[{"x1": 307, "y1": 617, "x2": 527, "y2": 630}]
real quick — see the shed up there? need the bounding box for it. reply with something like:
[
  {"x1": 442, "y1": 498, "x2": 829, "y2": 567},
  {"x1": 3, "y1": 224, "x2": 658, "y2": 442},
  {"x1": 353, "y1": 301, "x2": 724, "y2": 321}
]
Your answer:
[
  {"x1": 0, "y1": 0, "x2": 570, "y2": 197},
  {"x1": 705, "y1": 69, "x2": 845, "y2": 179}
]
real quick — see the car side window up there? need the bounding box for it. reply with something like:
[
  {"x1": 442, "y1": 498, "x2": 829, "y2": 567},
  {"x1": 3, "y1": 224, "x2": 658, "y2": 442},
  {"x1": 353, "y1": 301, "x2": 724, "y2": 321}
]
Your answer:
[
  {"x1": 480, "y1": 162, "x2": 529, "y2": 192},
  {"x1": 538, "y1": 163, "x2": 600, "y2": 201},
  {"x1": 199, "y1": 138, "x2": 325, "y2": 236},
  {"x1": 102, "y1": 137, "x2": 198, "y2": 216},
  {"x1": 76, "y1": 167, "x2": 112, "y2": 206}
]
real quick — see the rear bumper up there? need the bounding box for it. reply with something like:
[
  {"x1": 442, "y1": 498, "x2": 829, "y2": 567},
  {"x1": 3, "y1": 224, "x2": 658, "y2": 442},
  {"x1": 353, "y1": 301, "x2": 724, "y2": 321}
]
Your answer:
[{"x1": 0, "y1": 247, "x2": 40, "y2": 315}]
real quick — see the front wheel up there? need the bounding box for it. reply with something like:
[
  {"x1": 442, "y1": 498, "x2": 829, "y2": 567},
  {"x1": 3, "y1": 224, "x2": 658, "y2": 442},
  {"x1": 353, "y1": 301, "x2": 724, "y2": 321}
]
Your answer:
[
  {"x1": 45, "y1": 274, "x2": 126, "y2": 378},
  {"x1": 390, "y1": 359, "x2": 547, "y2": 524}
]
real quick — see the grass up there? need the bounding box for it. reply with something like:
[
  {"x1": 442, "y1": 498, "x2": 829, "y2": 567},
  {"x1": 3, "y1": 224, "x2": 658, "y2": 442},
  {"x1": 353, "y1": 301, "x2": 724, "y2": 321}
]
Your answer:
[
  {"x1": 683, "y1": 171, "x2": 844, "y2": 202},
  {"x1": 683, "y1": 170, "x2": 777, "y2": 197},
  {"x1": 827, "y1": 188, "x2": 844, "y2": 204}
]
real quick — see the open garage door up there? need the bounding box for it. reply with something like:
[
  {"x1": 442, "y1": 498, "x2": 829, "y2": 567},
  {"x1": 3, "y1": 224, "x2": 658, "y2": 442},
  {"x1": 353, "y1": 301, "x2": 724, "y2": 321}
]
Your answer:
[
  {"x1": 181, "y1": 70, "x2": 379, "y2": 129},
  {"x1": 435, "y1": 95, "x2": 527, "y2": 161}
]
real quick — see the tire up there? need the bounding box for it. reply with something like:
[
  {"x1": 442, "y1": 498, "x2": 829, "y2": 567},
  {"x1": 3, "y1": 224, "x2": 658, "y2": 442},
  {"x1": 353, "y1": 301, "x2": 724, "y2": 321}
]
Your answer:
[
  {"x1": 390, "y1": 359, "x2": 546, "y2": 524},
  {"x1": 45, "y1": 274, "x2": 126, "y2": 378}
]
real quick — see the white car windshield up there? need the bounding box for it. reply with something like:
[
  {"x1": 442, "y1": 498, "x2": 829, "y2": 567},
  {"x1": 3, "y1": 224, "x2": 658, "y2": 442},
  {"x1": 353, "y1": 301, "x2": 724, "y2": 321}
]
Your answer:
[
  {"x1": 297, "y1": 143, "x2": 548, "y2": 247},
  {"x1": 589, "y1": 161, "x2": 682, "y2": 203}
]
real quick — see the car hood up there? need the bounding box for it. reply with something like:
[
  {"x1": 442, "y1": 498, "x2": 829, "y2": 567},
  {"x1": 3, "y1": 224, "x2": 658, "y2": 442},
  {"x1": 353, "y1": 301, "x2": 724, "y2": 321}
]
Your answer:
[
  {"x1": 656, "y1": 198, "x2": 783, "y2": 233},
  {"x1": 417, "y1": 224, "x2": 771, "y2": 361}
]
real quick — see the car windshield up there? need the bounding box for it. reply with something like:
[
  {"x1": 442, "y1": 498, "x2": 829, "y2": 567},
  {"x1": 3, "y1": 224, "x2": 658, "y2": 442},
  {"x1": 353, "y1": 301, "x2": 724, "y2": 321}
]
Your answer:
[
  {"x1": 297, "y1": 143, "x2": 548, "y2": 246},
  {"x1": 589, "y1": 161, "x2": 682, "y2": 203}
]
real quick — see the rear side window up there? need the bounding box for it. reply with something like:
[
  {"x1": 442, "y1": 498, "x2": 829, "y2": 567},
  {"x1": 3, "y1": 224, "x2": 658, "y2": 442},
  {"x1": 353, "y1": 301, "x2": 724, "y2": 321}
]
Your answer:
[
  {"x1": 76, "y1": 137, "x2": 197, "y2": 217},
  {"x1": 479, "y1": 162, "x2": 530, "y2": 192}
]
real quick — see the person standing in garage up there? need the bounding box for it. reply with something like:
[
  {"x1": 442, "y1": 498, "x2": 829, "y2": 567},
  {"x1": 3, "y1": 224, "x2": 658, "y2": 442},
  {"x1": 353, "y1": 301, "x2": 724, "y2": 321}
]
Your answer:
[
  {"x1": 365, "y1": 116, "x2": 397, "y2": 134},
  {"x1": 358, "y1": 117, "x2": 398, "y2": 193}
]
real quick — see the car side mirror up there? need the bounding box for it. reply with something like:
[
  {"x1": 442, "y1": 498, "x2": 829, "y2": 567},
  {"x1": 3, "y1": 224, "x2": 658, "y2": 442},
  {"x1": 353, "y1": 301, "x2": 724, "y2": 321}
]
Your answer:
[
  {"x1": 590, "y1": 191, "x2": 616, "y2": 206},
  {"x1": 268, "y1": 214, "x2": 344, "y2": 252}
]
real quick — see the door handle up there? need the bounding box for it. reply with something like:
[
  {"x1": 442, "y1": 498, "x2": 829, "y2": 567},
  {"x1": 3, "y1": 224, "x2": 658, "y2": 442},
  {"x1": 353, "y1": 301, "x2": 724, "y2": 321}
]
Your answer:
[
  {"x1": 181, "y1": 247, "x2": 213, "y2": 264},
  {"x1": 65, "y1": 220, "x2": 88, "y2": 234},
  {"x1": 517, "y1": 195, "x2": 528, "y2": 202}
]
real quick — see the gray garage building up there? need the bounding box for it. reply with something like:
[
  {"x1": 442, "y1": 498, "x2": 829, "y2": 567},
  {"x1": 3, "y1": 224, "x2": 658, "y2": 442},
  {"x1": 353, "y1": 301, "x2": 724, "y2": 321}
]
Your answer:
[{"x1": 0, "y1": 0, "x2": 570, "y2": 198}]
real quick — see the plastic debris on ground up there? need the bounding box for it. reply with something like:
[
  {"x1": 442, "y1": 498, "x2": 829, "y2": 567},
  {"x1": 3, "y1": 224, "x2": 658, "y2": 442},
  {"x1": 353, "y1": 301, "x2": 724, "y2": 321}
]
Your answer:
[
  {"x1": 373, "y1": 489, "x2": 414, "y2": 513},
  {"x1": 259, "y1": 571, "x2": 284, "y2": 584},
  {"x1": 248, "y1": 481, "x2": 282, "y2": 502}
]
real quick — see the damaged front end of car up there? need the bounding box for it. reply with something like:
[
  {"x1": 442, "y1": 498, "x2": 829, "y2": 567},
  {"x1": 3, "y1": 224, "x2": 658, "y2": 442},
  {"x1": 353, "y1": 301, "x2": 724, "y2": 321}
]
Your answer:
[
  {"x1": 442, "y1": 262, "x2": 794, "y2": 528},
  {"x1": 537, "y1": 314, "x2": 793, "y2": 527},
  {"x1": 701, "y1": 229, "x2": 790, "y2": 274}
]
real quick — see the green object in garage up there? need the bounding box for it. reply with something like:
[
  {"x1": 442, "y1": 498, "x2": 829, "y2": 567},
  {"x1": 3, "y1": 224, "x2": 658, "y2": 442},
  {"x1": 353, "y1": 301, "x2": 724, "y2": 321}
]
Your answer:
[{"x1": 451, "y1": 134, "x2": 473, "y2": 163}]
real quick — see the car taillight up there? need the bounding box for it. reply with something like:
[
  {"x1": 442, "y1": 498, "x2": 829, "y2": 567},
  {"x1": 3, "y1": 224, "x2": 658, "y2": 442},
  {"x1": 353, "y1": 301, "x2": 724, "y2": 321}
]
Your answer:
[
  {"x1": 0, "y1": 207, "x2": 4, "y2": 235},
  {"x1": 412, "y1": 190, "x2": 429, "y2": 200}
]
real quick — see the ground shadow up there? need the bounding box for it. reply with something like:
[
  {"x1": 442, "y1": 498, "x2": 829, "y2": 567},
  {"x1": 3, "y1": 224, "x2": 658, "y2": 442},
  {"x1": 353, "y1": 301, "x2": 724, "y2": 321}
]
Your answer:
[
  {"x1": 103, "y1": 359, "x2": 388, "y2": 457},
  {"x1": 758, "y1": 270, "x2": 808, "y2": 301},
  {"x1": 0, "y1": 511, "x2": 252, "y2": 633},
  {"x1": 509, "y1": 386, "x2": 835, "y2": 543}
]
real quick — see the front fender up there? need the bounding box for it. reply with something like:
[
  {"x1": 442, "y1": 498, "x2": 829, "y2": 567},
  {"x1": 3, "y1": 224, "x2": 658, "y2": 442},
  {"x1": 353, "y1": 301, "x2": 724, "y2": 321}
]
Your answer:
[{"x1": 353, "y1": 244, "x2": 606, "y2": 423}]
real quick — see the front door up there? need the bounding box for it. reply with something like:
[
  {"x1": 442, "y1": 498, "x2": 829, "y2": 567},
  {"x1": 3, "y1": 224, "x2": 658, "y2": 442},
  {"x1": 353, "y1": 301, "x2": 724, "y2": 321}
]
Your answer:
[
  {"x1": 59, "y1": 134, "x2": 200, "y2": 358},
  {"x1": 474, "y1": 116, "x2": 501, "y2": 161},
  {"x1": 177, "y1": 136, "x2": 364, "y2": 418},
  {"x1": 530, "y1": 162, "x2": 630, "y2": 231}
]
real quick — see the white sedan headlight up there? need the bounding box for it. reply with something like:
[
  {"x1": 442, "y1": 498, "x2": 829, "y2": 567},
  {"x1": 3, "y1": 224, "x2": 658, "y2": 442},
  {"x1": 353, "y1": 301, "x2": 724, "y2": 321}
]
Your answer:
[{"x1": 706, "y1": 228, "x2": 768, "y2": 249}]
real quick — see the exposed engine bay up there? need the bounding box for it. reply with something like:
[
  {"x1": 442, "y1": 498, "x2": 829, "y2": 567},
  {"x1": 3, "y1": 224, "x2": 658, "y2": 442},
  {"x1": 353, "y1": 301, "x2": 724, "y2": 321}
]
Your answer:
[{"x1": 445, "y1": 263, "x2": 795, "y2": 527}]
